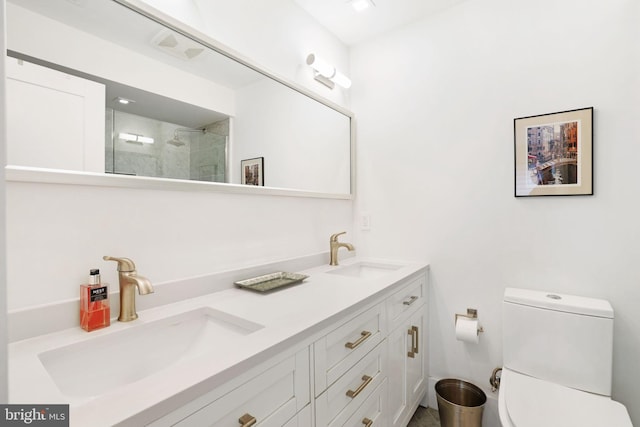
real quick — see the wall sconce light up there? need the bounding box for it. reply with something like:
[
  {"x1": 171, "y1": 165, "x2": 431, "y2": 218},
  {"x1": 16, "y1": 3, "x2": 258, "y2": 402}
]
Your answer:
[
  {"x1": 119, "y1": 133, "x2": 155, "y2": 144},
  {"x1": 306, "y1": 53, "x2": 352, "y2": 90}
]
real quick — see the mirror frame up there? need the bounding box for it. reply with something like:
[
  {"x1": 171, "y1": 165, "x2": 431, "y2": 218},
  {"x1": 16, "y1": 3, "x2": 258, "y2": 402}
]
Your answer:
[{"x1": 5, "y1": 0, "x2": 355, "y2": 200}]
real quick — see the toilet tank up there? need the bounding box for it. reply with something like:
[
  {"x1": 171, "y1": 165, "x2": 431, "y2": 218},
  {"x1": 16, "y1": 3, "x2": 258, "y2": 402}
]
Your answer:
[{"x1": 503, "y1": 287, "x2": 614, "y2": 396}]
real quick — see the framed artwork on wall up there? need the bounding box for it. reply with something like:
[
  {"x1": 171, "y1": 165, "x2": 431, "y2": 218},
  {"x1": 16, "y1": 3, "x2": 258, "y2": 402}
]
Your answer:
[
  {"x1": 241, "y1": 157, "x2": 264, "y2": 186},
  {"x1": 514, "y1": 107, "x2": 593, "y2": 197}
]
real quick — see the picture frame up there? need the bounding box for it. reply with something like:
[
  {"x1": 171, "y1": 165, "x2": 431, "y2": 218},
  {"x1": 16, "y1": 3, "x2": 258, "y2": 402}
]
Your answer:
[
  {"x1": 241, "y1": 157, "x2": 264, "y2": 186},
  {"x1": 514, "y1": 107, "x2": 593, "y2": 197}
]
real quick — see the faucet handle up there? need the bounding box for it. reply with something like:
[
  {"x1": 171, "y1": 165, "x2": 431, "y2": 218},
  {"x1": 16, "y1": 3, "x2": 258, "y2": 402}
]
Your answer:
[
  {"x1": 330, "y1": 231, "x2": 347, "y2": 242},
  {"x1": 103, "y1": 256, "x2": 136, "y2": 272}
]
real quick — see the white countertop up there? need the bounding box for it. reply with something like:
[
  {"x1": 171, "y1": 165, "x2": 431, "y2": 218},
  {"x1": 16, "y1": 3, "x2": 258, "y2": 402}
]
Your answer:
[{"x1": 8, "y1": 257, "x2": 429, "y2": 426}]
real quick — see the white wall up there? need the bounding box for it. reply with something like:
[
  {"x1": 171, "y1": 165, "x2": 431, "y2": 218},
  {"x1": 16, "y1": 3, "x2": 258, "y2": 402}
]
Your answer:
[
  {"x1": 6, "y1": 182, "x2": 352, "y2": 310},
  {"x1": 5, "y1": 3, "x2": 353, "y2": 311},
  {"x1": 234, "y1": 78, "x2": 351, "y2": 193},
  {"x1": 7, "y1": 4, "x2": 236, "y2": 116},
  {"x1": 351, "y1": 0, "x2": 640, "y2": 424},
  {"x1": 141, "y1": 0, "x2": 351, "y2": 109},
  {"x1": 0, "y1": 0, "x2": 353, "y2": 410}
]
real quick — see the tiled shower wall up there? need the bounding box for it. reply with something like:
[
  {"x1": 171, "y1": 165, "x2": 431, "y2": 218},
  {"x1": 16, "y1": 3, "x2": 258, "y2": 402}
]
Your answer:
[{"x1": 105, "y1": 109, "x2": 228, "y2": 182}]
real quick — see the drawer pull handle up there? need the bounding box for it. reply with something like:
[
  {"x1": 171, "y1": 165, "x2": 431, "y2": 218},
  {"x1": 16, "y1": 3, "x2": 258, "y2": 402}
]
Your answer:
[
  {"x1": 345, "y1": 330, "x2": 372, "y2": 349},
  {"x1": 347, "y1": 375, "x2": 373, "y2": 398},
  {"x1": 403, "y1": 296, "x2": 419, "y2": 306},
  {"x1": 362, "y1": 417, "x2": 373, "y2": 427},
  {"x1": 408, "y1": 325, "x2": 419, "y2": 358},
  {"x1": 238, "y1": 413, "x2": 256, "y2": 427}
]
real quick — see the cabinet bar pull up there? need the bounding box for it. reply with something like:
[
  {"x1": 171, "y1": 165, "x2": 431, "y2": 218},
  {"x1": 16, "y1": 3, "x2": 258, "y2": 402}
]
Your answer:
[
  {"x1": 345, "y1": 330, "x2": 372, "y2": 349},
  {"x1": 238, "y1": 413, "x2": 256, "y2": 427},
  {"x1": 403, "y1": 296, "x2": 419, "y2": 306},
  {"x1": 362, "y1": 417, "x2": 373, "y2": 427},
  {"x1": 347, "y1": 375, "x2": 373, "y2": 398},
  {"x1": 408, "y1": 326, "x2": 419, "y2": 358}
]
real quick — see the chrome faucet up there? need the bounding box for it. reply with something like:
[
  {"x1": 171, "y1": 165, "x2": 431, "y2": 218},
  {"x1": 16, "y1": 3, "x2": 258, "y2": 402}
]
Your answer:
[
  {"x1": 103, "y1": 256, "x2": 154, "y2": 322},
  {"x1": 329, "y1": 232, "x2": 355, "y2": 266}
]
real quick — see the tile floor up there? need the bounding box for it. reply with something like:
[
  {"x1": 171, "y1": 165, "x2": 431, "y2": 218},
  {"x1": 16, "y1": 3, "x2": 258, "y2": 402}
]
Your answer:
[{"x1": 408, "y1": 406, "x2": 441, "y2": 427}]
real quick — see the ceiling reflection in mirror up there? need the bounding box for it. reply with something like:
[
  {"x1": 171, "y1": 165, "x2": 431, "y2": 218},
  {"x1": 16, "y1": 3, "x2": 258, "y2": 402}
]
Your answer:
[{"x1": 5, "y1": 0, "x2": 352, "y2": 196}]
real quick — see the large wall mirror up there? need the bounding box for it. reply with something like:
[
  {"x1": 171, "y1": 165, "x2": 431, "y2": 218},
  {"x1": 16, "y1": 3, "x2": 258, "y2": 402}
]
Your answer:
[{"x1": 5, "y1": 0, "x2": 353, "y2": 197}]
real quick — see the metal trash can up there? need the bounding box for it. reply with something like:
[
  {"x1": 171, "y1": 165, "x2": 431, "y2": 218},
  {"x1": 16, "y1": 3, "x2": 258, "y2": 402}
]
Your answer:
[{"x1": 435, "y1": 378, "x2": 486, "y2": 427}]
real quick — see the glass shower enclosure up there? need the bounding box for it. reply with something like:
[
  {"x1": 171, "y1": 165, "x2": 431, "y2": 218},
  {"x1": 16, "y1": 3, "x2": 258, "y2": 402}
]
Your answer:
[{"x1": 105, "y1": 109, "x2": 228, "y2": 183}]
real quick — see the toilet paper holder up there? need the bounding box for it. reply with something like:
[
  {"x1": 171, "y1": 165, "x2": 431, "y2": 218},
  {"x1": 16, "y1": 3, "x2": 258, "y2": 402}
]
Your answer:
[{"x1": 455, "y1": 308, "x2": 485, "y2": 333}]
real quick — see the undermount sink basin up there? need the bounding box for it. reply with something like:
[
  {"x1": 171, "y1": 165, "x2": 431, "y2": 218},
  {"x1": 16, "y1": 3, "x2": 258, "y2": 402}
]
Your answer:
[
  {"x1": 38, "y1": 307, "x2": 263, "y2": 397},
  {"x1": 326, "y1": 261, "x2": 404, "y2": 279}
]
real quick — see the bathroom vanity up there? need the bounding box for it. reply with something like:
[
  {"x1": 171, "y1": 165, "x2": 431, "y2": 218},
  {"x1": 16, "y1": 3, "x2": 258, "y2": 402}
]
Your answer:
[{"x1": 8, "y1": 256, "x2": 429, "y2": 426}]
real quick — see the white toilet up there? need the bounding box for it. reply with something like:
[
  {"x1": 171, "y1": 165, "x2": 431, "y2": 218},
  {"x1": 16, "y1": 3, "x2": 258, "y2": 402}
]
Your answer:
[{"x1": 499, "y1": 287, "x2": 633, "y2": 427}]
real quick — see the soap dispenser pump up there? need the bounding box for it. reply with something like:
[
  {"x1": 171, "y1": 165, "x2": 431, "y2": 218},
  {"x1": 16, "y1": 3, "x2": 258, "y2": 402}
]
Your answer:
[{"x1": 80, "y1": 269, "x2": 111, "y2": 331}]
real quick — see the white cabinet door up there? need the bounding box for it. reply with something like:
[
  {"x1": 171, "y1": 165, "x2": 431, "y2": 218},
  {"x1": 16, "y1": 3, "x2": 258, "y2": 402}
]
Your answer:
[
  {"x1": 406, "y1": 309, "x2": 426, "y2": 409},
  {"x1": 6, "y1": 57, "x2": 105, "y2": 172},
  {"x1": 387, "y1": 306, "x2": 426, "y2": 427},
  {"x1": 388, "y1": 321, "x2": 409, "y2": 427},
  {"x1": 283, "y1": 405, "x2": 312, "y2": 427}
]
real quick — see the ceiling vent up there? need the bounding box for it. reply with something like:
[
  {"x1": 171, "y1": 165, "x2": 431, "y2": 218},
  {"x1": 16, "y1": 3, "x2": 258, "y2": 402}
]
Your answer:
[{"x1": 151, "y1": 29, "x2": 205, "y2": 61}]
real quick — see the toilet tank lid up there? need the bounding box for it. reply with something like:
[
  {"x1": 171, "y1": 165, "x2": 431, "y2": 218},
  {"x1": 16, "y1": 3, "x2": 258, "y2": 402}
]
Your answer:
[{"x1": 504, "y1": 288, "x2": 613, "y2": 318}]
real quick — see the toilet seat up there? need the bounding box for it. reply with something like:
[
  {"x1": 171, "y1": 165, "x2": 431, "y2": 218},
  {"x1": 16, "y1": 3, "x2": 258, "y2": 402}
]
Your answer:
[{"x1": 499, "y1": 368, "x2": 632, "y2": 427}]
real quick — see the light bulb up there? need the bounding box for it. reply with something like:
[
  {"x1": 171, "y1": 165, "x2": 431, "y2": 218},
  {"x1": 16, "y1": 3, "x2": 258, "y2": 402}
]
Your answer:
[
  {"x1": 137, "y1": 136, "x2": 154, "y2": 144},
  {"x1": 118, "y1": 133, "x2": 137, "y2": 141}
]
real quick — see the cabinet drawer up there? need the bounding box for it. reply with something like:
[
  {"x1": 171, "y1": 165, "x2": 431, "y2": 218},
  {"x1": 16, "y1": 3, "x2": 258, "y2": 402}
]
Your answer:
[
  {"x1": 386, "y1": 275, "x2": 425, "y2": 329},
  {"x1": 336, "y1": 380, "x2": 387, "y2": 427},
  {"x1": 283, "y1": 404, "x2": 312, "y2": 427},
  {"x1": 316, "y1": 341, "x2": 386, "y2": 427},
  {"x1": 314, "y1": 304, "x2": 384, "y2": 396},
  {"x1": 170, "y1": 348, "x2": 309, "y2": 427}
]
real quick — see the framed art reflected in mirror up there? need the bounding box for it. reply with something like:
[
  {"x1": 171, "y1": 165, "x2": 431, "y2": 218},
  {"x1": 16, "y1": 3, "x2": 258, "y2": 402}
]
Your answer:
[{"x1": 241, "y1": 157, "x2": 264, "y2": 186}]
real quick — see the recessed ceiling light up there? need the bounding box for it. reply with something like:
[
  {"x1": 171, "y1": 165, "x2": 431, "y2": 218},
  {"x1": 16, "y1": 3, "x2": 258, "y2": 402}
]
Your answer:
[
  {"x1": 115, "y1": 97, "x2": 135, "y2": 105},
  {"x1": 351, "y1": 0, "x2": 375, "y2": 12}
]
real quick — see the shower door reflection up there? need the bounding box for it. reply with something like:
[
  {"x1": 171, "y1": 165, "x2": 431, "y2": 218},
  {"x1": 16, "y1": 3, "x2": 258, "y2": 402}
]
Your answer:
[{"x1": 106, "y1": 109, "x2": 228, "y2": 182}]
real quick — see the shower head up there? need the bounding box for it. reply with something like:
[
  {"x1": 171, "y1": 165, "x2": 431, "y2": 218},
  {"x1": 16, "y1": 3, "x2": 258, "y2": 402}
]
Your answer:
[
  {"x1": 167, "y1": 135, "x2": 186, "y2": 147},
  {"x1": 166, "y1": 127, "x2": 205, "y2": 147}
]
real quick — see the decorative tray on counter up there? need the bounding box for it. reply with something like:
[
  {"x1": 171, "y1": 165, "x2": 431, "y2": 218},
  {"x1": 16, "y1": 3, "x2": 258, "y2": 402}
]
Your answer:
[{"x1": 235, "y1": 272, "x2": 310, "y2": 293}]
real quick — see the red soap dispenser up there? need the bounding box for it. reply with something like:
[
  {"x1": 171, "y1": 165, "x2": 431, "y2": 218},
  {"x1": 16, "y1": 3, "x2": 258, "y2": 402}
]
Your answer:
[{"x1": 80, "y1": 269, "x2": 111, "y2": 331}]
